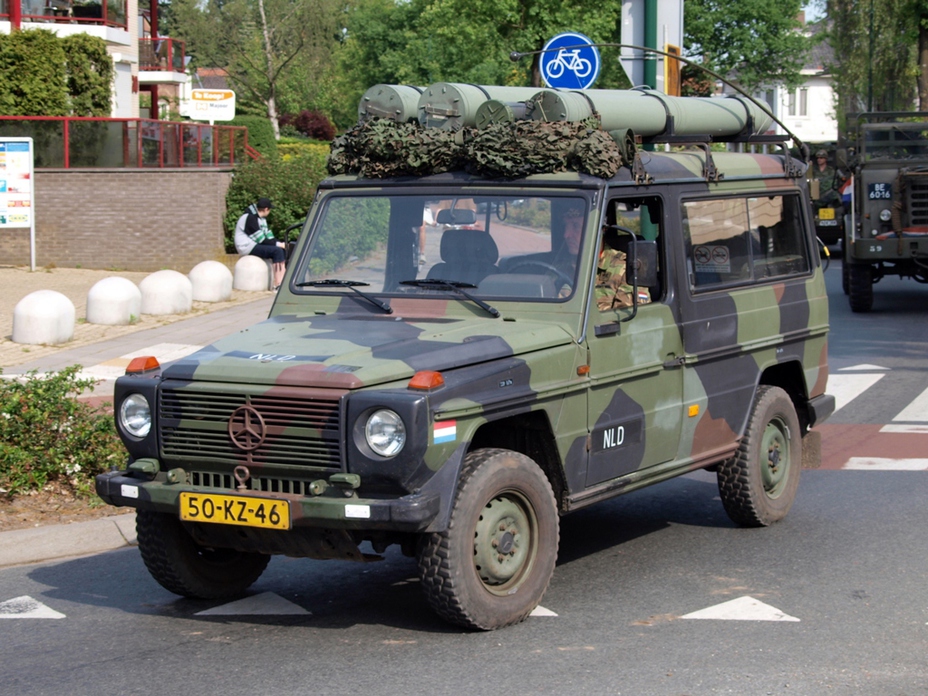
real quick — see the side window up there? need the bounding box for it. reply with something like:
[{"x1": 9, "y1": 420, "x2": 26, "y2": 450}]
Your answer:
[{"x1": 683, "y1": 194, "x2": 809, "y2": 291}]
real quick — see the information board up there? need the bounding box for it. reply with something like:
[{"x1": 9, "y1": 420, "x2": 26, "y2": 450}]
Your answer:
[
  {"x1": 0, "y1": 138, "x2": 35, "y2": 270},
  {"x1": 189, "y1": 89, "x2": 237, "y2": 122}
]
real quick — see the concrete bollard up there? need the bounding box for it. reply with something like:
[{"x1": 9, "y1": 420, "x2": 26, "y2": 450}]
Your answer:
[
  {"x1": 233, "y1": 255, "x2": 272, "y2": 291},
  {"x1": 12, "y1": 290, "x2": 75, "y2": 345},
  {"x1": 139, "y1": 270, "x2": 193, "y2": 315},
  {"x1": 189, "y1": 260, "x2": 233, "y2": 302},
  {"x1": 86, "y1": 277, "x2": 142, "y2": 325}
]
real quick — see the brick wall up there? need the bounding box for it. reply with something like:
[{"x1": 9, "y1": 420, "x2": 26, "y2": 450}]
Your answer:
[{"x1": 0, "y1": 169, "x2": 234, "y2": 272}]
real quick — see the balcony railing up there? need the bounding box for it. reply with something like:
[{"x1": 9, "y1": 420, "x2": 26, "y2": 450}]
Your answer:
[
  {"x1": 0, "y1": 117, "x2": 250, "y2": 168},
  {"x1": 139, "y1": 37, "x2": 186, "y2": 72},
  {"x1": 1, "y1": 0, "x2": 128, "y2": 29}
]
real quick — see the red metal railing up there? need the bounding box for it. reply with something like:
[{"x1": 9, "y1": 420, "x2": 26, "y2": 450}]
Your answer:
[
  {"x1": 139, "y1": 37, "x2": 186, "y2": 72},
  {"x1": 0, "y1": 117, "x2": 250, "y2": 168},
  {"x1": 1, "y1": 0, "x2": 128, "y2": 29}
]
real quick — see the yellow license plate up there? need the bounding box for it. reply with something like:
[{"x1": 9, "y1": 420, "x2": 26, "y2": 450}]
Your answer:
[
  {"x1": 180, "y1": 492, "x2": 291, "y2": 530},
  {"x1": 819, "y1": 208, "x2": 835, "y2": 220}
]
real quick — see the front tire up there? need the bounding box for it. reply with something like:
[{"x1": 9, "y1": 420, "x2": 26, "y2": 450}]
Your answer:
[
  {"x1": 136, "y1": 510, "x2": 270, "y2": 599},
  {"x1": 417, "y1": 448, "x2": 559, "y2": 630},
  {"x1": 717, "y1": 386, "x2": 801, "y2": 527},
  {"x1": 848, "y1": 262, "x2": 873, "y2": 312}
]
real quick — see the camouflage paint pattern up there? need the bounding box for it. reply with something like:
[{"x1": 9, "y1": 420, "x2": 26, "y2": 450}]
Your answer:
[{"x1": 97, "y1": 146, "x2": 831, "y2": 557}]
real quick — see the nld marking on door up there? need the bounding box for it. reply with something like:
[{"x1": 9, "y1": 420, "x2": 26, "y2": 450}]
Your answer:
[{"x1": 602, "y1": 425, "x2": 625, "y2": 450}]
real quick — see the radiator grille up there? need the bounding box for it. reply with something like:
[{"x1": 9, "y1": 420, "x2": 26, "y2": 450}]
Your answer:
[
  {"x1": 907, "y1": 176, "x2": 928, "y2": 226},
  {"x1": 159, "y1": 387, "x2": 343, "y2": 471}
]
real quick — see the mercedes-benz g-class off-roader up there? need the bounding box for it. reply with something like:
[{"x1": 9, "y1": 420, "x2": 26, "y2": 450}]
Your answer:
[
  {"x1": 842, "y1": 111, "x2": 928, "y2": 311},
  {"x1": 97, "y1": 83, "x2": 834, "y2": 631}
]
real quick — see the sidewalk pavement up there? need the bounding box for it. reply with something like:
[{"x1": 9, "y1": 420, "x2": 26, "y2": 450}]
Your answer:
[{"x1": 0, "y1": 266, "x2": 278, "y2": 567}]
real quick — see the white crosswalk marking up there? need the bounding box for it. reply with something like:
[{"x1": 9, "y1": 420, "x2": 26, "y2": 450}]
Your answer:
[
  {"x1": 0, "y1": 596, "x2": 65, "y2": 619},
  {"x1": 881, "y1": 384, "x2": 928, "y2": 433},
  {"x1": 78, "y1": 343, "x2": 203, "y2": 382},
  {"x1": 844, "y1": 458, "x2": 928, "y2": 471},
  {"x1": 681, "y1": 596, "x2": 799, "y2": 622},
  {"x1": 829, "y1": 366, "x2": 888, "y2": 413}
]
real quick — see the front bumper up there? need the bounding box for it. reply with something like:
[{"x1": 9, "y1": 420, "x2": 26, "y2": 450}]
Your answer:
[{"x1": 95, "y1": 470, "x2": 441, "y2": 533}]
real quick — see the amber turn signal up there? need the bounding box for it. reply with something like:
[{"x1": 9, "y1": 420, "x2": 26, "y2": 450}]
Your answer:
[
  {"x1": 408, "y1": 370, "x2": 445, "y2": 390},
  {"x1": 126, "y1": 356, "x2": 161, "y2": 374}
]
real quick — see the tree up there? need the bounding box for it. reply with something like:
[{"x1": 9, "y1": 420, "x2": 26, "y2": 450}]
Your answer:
[
  {"x1": 329, "y1": 0, "x2": 628, "y2": 126},
  {"x1": 171, "y1": 0, "x2": 344, "y2": 138},
  {"x1": 684, "y1": 0, "x2": 809, "y2": 91},
  {"x1": 0, "y1": 30, "x2": 69, "y2": 116},
  {"x1": 827, "y1": 0, "x2": 919, "y2": 120}
]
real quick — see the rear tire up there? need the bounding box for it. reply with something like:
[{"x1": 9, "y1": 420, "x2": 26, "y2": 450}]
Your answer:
[
  {"x1": 717, "y1": 386, "x2": 801, "y2": 527},
  {"x1": 136, "y1": 510, "x2": 270, "y2": 600},
  {"x1": 417, "y1": 448, "x2": 559, "y2": 630},
  {"x1": 847, "y1": 263, "x2": 873, "y2": 312}
]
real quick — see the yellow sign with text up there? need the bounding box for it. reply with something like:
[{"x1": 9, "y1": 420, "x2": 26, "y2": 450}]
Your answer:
[{"x1": 189, "y1": 89, "x2": 236, "y2": 121}]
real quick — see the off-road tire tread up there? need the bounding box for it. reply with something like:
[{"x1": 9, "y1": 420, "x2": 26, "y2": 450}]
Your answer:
[
  {"x1": 417, "y1": 448, "x2": 558, "y2": 630},
  {"x1": 136, "y1": 509, "x2": 270, "y2": 600},
  {"x1": 717, "y1": 386, "x2": 800, "y2": 528},
  {"x1": 848, "y1": 263, "x2": 873, "y2": 312}
]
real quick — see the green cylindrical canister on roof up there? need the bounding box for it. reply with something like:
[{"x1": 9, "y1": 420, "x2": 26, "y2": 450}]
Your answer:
[
  {"x1": 474, "y1": 99, "x2": 535, "y2": 129},
  {"x1": 418, "y1": 83, "x2": 546, "y2": 130},
  {"x1": 531, "y1": 87, "x2": 774, "y2": 139},
  {"x1": 358, "y1": 84, "x2": 423, "y2": 123}
]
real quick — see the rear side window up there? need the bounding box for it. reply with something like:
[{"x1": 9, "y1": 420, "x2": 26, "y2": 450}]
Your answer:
[{"x1": 683, "y1": 194, "x2": 810, "y2": 290}]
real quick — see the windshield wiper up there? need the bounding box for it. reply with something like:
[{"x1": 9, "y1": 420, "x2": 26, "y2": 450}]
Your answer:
[
  {"x1": 296, "y1": 279, "x2": 392, "y2": 314},
  {"x1": 400, "y1": 279, "x2": 500, "y2": 318}
]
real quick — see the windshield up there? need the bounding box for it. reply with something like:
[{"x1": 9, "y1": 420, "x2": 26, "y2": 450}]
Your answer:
[
  {"x1": 293, "y1": 194, "x2": 588, "y2": 302},
  {"x1": 862, "y1": 121, "x2": 928, "y2": 159}
]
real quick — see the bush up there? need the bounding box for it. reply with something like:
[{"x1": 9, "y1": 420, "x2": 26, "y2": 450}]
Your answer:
[
  {"x1": 0, "y1": 366, "x2": 124, "y2": 497},
  {"x1": 277, "y1": 140, "x2": 330, "y2": 161},
  {"x1": 224, "y1": 150, "x2": 328, "y2": 251},
  {"x1": 0, "y1": 29, "x2": 68, "y2": 116},
  {"x1": 231, "y1": 115, "x2": 278, "y2": 157},
  {"x1": 280, "y1": 110, "x2": 336, "y2": 141}
]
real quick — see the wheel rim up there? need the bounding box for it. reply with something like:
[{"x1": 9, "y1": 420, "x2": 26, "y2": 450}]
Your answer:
[
  {"x1": 761, "y1": 417, "x2": 790, "y2": 498},
  {"x1": 472, "y1": 490, "x2": 538, "y2": 595}
]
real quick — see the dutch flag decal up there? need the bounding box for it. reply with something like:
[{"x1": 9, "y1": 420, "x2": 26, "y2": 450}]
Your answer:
[{"x1": 433, "y1": 420, "x2": 457, "y2": 444}]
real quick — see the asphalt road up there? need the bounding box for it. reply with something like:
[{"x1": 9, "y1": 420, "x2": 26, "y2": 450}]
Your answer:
[{"x1": 2, "y1": 260, "x2": 928, "y2": 696}]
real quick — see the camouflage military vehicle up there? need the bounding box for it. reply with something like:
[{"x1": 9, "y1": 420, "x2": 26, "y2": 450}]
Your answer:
[
  {"x1": 97, "y1": 85, "x2": 833, "y2": 631},
  {"x1": 842, "y1": 112, "x2": 928, "y2": 312}
]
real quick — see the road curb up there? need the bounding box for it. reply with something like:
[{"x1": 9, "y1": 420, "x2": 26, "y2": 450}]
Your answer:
[{"x1": 0, "y1": 513, "x2": 137, "y2": 568}]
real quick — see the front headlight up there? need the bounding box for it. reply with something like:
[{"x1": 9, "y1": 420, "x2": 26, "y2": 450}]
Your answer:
[
  {"x1": 879, "y1": 208, "x2": 892, "y2": 222},
  {"x1": 365, "y1": 409, "x2": 406, "y2": 457},
  {"x1": 119, "y1": 393, "x2": 152, "y2": 438}
]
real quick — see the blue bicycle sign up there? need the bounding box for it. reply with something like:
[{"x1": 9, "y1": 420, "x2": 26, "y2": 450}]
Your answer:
[{"x1": 540, "y1": 32, "x2": 601, "y2": 90}]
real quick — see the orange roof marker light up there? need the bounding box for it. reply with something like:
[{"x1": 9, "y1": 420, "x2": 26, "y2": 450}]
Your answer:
[
  {"x1": 408, "y1": 370, "x2": 445, "y2": 391},
  {"x1": 126, "y1": 356, "x2": 161, "y2": 374}
]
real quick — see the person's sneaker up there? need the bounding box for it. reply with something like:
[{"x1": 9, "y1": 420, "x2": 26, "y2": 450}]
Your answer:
[{"x1": 418, "y1": 253, "x2": 427, "y2": 266}]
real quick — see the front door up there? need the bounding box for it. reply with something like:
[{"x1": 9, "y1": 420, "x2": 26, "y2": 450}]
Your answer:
[{"x1": 585, "y1": 196, "x2": 684, "y2": 486}]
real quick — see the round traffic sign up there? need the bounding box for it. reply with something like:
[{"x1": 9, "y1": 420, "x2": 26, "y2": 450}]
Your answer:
[{"x1": 540, "y1": 32, "x2": 601, "y2": 90}]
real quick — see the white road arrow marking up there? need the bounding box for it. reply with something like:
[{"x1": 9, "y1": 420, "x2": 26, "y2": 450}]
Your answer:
[
  {"x1": 0, "y1": 595, "x2": 65, "y2": 619},
  {"x1": 194, "y1": 591, "x2": 310, "y2": 616},
  {"x1": 681, "y1": 596, "x2": 799, "y2": 622}
]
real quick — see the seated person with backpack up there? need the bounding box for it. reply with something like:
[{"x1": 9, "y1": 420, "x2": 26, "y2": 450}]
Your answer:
[{"x1": 234, "y1": 197, "x2": 286, "y2": 290}]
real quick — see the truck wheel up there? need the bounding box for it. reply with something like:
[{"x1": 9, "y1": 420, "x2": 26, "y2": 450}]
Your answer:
[
  {"x1": 847, "y1": 263, "x2": 873, "y2": 312},
  {"x1": 717, "y1": 386, "x2": 801, "y2": 527},
  {"x1": 417, "y1": 448, "x2": 559, "y2": 630},
  {"x1": 136, "y1": 510, "x2": 270, "y2": 600}
]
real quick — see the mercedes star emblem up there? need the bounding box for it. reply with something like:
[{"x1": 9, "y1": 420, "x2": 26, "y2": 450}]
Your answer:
[{"x1": 228, "y1": 405, "x2": 266, "y2": 451}]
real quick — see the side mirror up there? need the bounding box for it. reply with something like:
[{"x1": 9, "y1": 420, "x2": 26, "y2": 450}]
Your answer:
[{"x1": 632, "y1": 240, "x2": 658, "y2": 289}]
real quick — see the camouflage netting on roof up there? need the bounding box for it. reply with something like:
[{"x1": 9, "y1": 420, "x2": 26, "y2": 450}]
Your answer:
[{"x1": 327, "y1": 117, "x2": 623, "y2": 180}]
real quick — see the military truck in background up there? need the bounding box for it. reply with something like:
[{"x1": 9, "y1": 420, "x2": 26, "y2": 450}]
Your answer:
[
  {"x1": 97, "y1": 83, "x2": 834, "y2": 631},
  {"x1": 841, "y1": 112, "x2": 928, "y2": 312}
]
